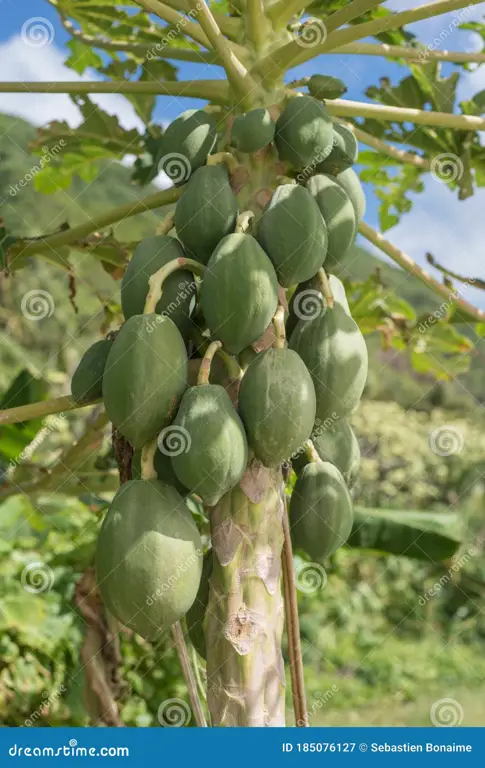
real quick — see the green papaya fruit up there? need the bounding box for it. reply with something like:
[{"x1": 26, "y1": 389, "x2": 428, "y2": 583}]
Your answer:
[
  {"x1": 200, "y1": 233, "x2": 279, "y2": 354},
  {"x1": 174, "y1": 165, "x2": 238, "y2": 265},
  {"x1": 293, "y1": 418, "x2": 360, "y2": 488},
  {"x1": 256, "y1": 184, "x2": 327, "y2": 287},
  {"x1": 307, "y1": 74, "x2": 347, "y2": 101},
  {"x1": 96, "y1": 479, "x2": 202, "y2": 639},
  {"x1": 335, "y1": 167, "x2": 366, "y2": 223},
  {"x1": 71, "y1": 339, "x2": 112, "y2": 404},
  {"x1": 230, "y1": 108, "x2": 275, "y2": 153},
  {"x1": 159, "y1": 109, "x2": 217, "y2": 184},
  {"x1": 186, "y1": 549, "x2": 213, "y2": 659},
  {"x1": 131, "y1": 444, "x2": 188, "y2": 495},
  {"x1": 289, "y1": 275, "x2": 368, "y2": 423},
  {"x1": 306, "y1": 174, "x2": 356, "y2": 271},
  {"x1": 275, "y1": 96, "x2": 333, "y2": 169},
  {"x1": 238, "y1": 348, "x2": 316, "y2": 467},
  {"x1": 171, "y1": 384, "x2": 248, "y2": 506},
  {"x1": 316, "y1": 123, "x2": 358, "y2": 176},
  {"x1": 102, "y1": 314, "x2": 188, "y2": 449},
  {"x1": 290, "y1": 461, "x2": 354, "y2": 560},
  {"x1": 121, "y1": 235, "x2": 195, "y2": 338}
]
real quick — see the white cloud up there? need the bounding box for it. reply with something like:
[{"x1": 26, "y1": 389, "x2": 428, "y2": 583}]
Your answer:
[
  {"x1": 0, "y1": 35, "x2": 143, "y2": 131},
  {"x1": 370, "y1": 176, "x2": 485, "y2": 309}
]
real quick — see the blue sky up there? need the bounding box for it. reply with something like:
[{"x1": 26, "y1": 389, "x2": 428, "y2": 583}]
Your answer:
[{"x1": 1, "y1": 0, "x2": 485, "y2": 305}]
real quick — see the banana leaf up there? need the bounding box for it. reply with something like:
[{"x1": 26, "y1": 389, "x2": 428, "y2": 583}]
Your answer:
[{"x1": 348, "y1": 507, "x2": 462, "y2": 562}]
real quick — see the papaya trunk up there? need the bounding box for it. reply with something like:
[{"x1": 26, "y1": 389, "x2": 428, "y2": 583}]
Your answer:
[{"x1": 206, "y1": 472, "x2": 286, "y2": 726}]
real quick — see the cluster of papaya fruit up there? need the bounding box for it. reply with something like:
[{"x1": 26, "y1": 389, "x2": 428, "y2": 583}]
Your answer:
[{"x1": 70, "y1": 85, "x2": 368, "y2": 643}]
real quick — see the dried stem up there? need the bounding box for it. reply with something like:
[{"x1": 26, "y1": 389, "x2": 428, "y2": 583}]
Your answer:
[
  {"x1": 317, "y1": 268, "x2": 334, "y2": 309},
  {"x1": 235, "y1": 211, "x2": 255, "y2": 233},
  {"x1": 281, "y1": 487, "x2": 308, "y2": 727},
  {"x1": 359, "y1": 221, "x2": 485, "y2": 322},
  {"x1": 198, "y1": 341, "x2": 223, "y2": 385},
  {"x1": 303, "y1": 440, "x2": 321, "y2": 464},
  {"x1": 171, "y1": 622, "x2": 208, "y2": 727},
  {"x1": 140, "y1": 439, "x2": 158, "y2": 480},
  {"x1": 191, "y1": 327, "x2": 243, "y2": 382},
  {"x1": 426, "y1": 253, "x2": 485, "y2": 291}
]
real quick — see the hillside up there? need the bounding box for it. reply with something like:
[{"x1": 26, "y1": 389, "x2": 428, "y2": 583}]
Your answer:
[{"x1": 0, "y1": 111, "x2": 482, "y2": 409}]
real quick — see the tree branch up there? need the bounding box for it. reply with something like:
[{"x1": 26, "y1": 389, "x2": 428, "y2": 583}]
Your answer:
[
  {"x1": 426, "y1": 252, "x2": 485, "y2": 291},
  {"x1": 246, "y1": 0, "x2": 269, "y2": 52},
  {"x1": 359, "y1": 221, "x2": 485, "y2": 322},
  {"x1": 135, "y1": 0, "x2": 248, "y2": 60},
  {"x1": 321, "y1": 0, "x2": 387, "y2": 35},
  {"x1": 0, "y1": 395, "x2": 97, "y2": 426},
  {"x1": 258, "y1": 0, "x2": 484, "y2": 80},
  {"x1": 187, "y1": 0, "x2": 261, "y2": 107},
  {"x1": 335, "y1": 41, "x2": 485, "y2": 65},
  {"x1": 9, "y1": 186, "x2": 182, "y2": 265},
  {"x1": 336, "y1": 119, "x2": 431, "y2": 169},
  {"x1": 325, "y1": 98, "x2": 485, "y2": 131},
  {"x1": 164, "y1": 0, "x2": 242, "y2": 41},
  {"x1": 58, "y1": 10, "x2": 217, "y2": 63},
  {"x1": 0, "y1": 80, "x2": 230, "y2": 103}
]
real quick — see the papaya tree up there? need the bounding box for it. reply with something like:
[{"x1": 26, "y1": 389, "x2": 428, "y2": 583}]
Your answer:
[{"x1": 1, "y1": 0, "x2": 485, "y2": 728}]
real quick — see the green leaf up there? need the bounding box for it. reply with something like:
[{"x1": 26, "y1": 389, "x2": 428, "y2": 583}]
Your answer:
[
  {"x1": 348, "y1": 507, "x2": 462, "y2": 561},
  {"x1": 65, "y1": 39, "x2": 103, "y2": 75}
]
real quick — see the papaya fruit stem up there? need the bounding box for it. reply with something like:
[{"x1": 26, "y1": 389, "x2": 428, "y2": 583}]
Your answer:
[
  {"x1": 191, "y1": 326, "x2": 243, "y2": 382},
  {"x1": 317, "y1": 267, "x2": 335, "y2": 309},
  {"x1": 140, "y1": 438, "x2": 158, "y2": 479},
  {"x1": 171, "y1": 622, "x2": 208, "y2": 727},
  {"x1": 304, "y1": 439, "x2": 321, "y2": 464},
  {"x1": 235, "y1": 211, "x2": 255, "y2": 233},
  {"x1": 156, "y1": 211, "x2": 175, "y2": 236},
  {"x1": 281, "y1": 483, "x2": 309, "y2": 727},
  {"x1": 207, "y1": 152, "x2": 240, "y2": 175},
  {"x1": 144, "y1": 257, "x2": 205, "y2": 314},
  {"x1": 198, "y1": 341, "x2": 223, "y2": 385},
  {"x1": 273, "y1": 305, "x2": 286, "y2": 349}
]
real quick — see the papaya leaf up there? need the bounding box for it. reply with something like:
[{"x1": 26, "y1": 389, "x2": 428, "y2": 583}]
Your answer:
[
  {"x1": 349, "y1": 507, "x2": 462, "y2": 562},
  {"x1": 65, "y1": 39, "x2": 103, "y2": 75}
]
